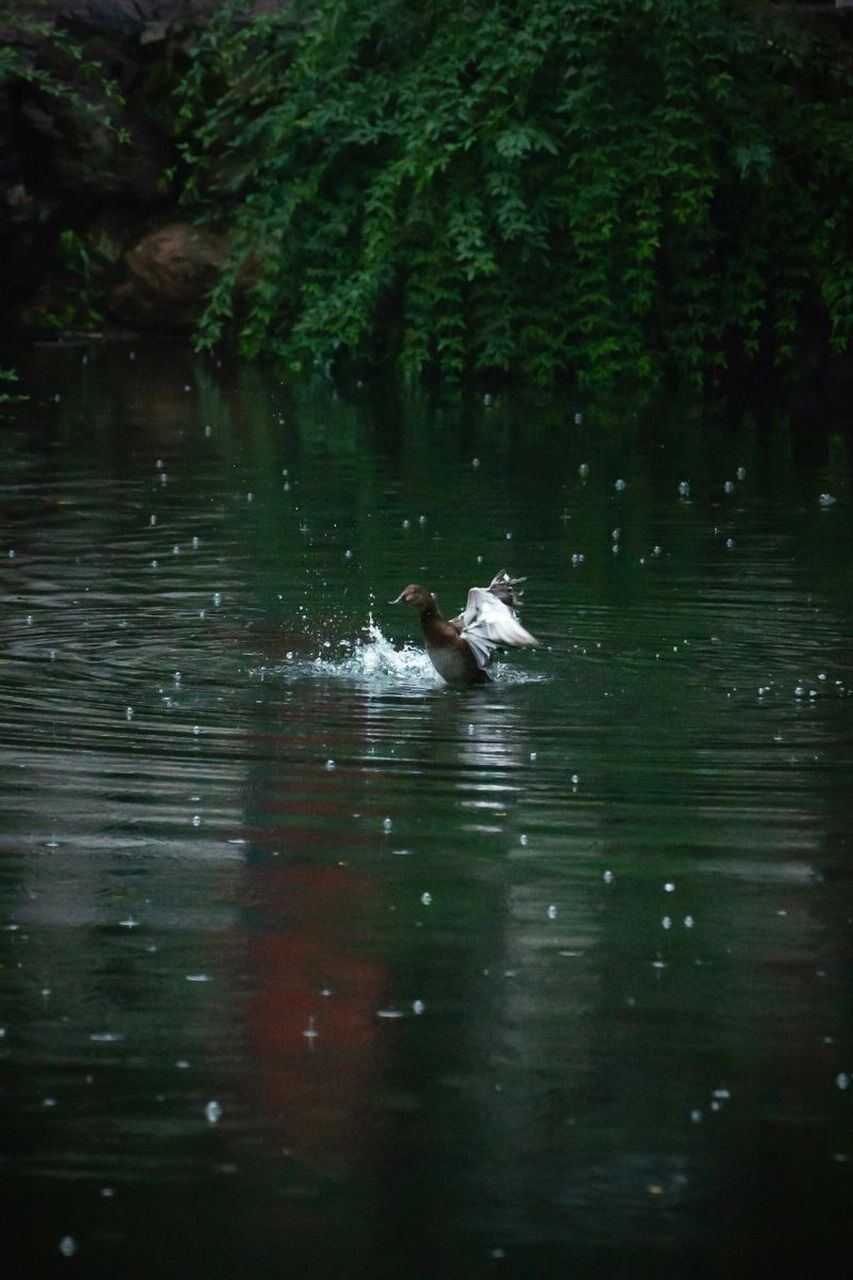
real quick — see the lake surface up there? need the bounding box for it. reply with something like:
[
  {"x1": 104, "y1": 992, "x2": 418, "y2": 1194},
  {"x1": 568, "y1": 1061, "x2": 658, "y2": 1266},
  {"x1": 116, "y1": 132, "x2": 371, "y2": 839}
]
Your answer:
[{"x1": 1, "y1": 344, "x2": 851, "y2": 1279}]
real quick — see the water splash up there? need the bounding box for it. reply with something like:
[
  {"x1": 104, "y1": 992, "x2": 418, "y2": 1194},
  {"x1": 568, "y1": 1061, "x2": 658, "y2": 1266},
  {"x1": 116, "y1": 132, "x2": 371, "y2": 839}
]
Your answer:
[{"x1": 263, "y1": 620, "x2": 543, "y2": 688}]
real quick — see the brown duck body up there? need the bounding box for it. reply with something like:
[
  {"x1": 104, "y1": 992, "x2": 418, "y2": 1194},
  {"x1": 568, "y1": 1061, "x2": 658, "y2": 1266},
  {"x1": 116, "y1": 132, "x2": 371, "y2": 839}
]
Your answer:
[
  {"x1": 418, "y1": 596, "x2": 491, "y2": 685},
  {"x1": 391, "y1": 572, "x2": 537, "y2": 685}
]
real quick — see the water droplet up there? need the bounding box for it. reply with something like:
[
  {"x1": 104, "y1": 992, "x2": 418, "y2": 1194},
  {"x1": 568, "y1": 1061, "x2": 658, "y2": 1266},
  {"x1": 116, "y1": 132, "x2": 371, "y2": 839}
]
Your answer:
[
  {"x1": 205, "y1": 1100, "x2": 222, "y2": 1124},
  {"x1": 819, "y1": 493, "x2": 836, "y2": 507},
  {"x1": 529, "y1": 751, "x2": 537, "y2": 762},
  {"x1": 664, "y1": 882, "x2": 675, "y2": 893},
  {"x1": 192, "y1": 814, "x2": 201, "y2": 827},
  {"x1": 570, "y1": 773, "x2": 580, "y2": 785},
  {"x1": 420, "y1": 892, "x2": 432, "y2": 906},
  {"x1": 662, "y1": 916, "x2": 673, "y2": 930},
  {"x1": 723, "y1": 480, "x2": 734, "y2": 494},
  {"x1": 58, "y1": 1236, "x2": 78, "y2": 1257},
  {"x1": 614, "y1": 478, "x2": 626, "y2": 491},
  {"x1": 344, "y1": 549, "x2": 353, "y2": 559},
  {"x1": 725, "y1": 538, "x2": 735, "y2": 549},
  {"x1": 603, "y1": 870, "x2": 614, "y2": 884},
  {"x1": 678, "y1": 480, "x2": 690, "y2": 497},
  {"x1": 547, "y1": 904, "x2": 558, "y2": 919},
  {"x1": 325, "y1": 759, "x2": 336, "y2": 770},
  {"x1": 574, "y1": 411, "x2": 583, "y2": 425},
  {"x1": 412, "y1": 999, "x2": 425, "y2": 1015},
  {"x1": 736, "y1": 466, "x2": 746, "y2": 480},
  {"x1": 684, "y1": 915, "x2": 695, "y2": 928},
  {"x1": 837, "y1": 1072, "x2": 851, "y2": 1090},
  {"x1": 690, "y1": 1108, "x2": 703, "y2": 1123},
  {"x1": 578, "y1": 463, "x2": 589, "y2": 477},
  {"x1": 519, "y1": 834, "x2": 528, "y2": 846},
  {"x1": 213, "y1": 592, "x2": 222, "y2": 607},
  {"x1": 418, "y1": 515, "x2": 427, "y2": 525}
]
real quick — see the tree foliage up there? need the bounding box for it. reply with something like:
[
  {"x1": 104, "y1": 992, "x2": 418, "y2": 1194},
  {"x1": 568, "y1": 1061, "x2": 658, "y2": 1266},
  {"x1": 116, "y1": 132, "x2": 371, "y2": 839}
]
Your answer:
[{"x1": 182, "y1": 2, "x2": 853, "y2": 382}]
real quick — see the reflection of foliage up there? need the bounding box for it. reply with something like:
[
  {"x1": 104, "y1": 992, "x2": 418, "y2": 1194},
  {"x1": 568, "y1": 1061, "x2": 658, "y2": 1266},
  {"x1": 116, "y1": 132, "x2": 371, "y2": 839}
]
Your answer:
[
  {"x1": 176, "y1": 0, "x2": 853, "y2": 385},
  {"x1": 0, "y1": 368, "x2": 28, "y2": 405},
  {"x1": 0, "y1": 13, "x2": 128, "y2": 143}
]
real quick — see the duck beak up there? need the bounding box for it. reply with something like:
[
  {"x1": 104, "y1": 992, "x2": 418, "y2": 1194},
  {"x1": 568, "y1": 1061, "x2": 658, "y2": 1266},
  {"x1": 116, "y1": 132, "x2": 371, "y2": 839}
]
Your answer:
[{"x1": 389, "y1": 591, "x2": 407, "y2": 604}]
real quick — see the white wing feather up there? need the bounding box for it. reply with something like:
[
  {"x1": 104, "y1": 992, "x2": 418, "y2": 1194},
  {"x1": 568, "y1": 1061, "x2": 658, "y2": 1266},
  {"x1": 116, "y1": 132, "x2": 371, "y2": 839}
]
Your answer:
[{"x1": 460, "y1": 587, "x2": 538, "y2": 670}]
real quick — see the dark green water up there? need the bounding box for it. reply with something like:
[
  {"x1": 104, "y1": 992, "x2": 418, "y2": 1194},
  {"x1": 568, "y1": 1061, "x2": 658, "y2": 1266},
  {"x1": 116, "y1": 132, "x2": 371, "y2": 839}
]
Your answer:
[{"x1": 1, "y1": 345, "x2": 851, "y2": 1279}]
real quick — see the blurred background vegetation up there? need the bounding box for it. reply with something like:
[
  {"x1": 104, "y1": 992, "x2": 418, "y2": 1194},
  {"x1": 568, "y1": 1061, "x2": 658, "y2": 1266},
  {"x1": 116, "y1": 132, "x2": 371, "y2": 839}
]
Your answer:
[{"x1": 2, "y1": 1, "x2": 853, "y2": 389}]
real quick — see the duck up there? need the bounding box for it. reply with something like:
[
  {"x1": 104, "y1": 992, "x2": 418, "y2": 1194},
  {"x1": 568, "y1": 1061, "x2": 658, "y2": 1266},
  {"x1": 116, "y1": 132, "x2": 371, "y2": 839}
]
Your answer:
[{"x1": 390, "y1": 570, "x2": 538, "y2": 684}]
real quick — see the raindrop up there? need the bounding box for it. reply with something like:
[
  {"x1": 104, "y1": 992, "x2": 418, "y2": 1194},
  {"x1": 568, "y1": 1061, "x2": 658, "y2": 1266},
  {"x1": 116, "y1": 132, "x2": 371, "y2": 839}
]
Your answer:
[
  {"x1": 677, "y1": 480, "x2": 690, "y2": 497},
  {"x1": 303, "y1": 1016, "x2": 318, "y2": 1040},
  {"x1": 819, "y1": 493, "x2": 836, "y2": 507},
  {"x1": 418, "y1": 515, "x2": 427, "y2": 525},
  {"x1": 611, "y1": 528, "x2": 621, "y2": 541},
  {"x1": 505, "y1": 531, "x2": 513, "y2": 540},
  {"x1": 192, "y1": 815, "x2": 201, "y2": 827},
  {"x1": 684, "y1": 915, "x2": 695, "y2": 928},
  {"x1": 472, "y1": 457, "x2": 480, "y2": 468},
  {"x1": 383, "y1": 817, "x2": 393, "y2": 833},
  {"x1": 662, "y1": 916, "x2": 673, "y2": 930},
  {"x1": 578, "y1": 463, "x2": 589, "y2": 477},
  {"x1": 837, "y1": 1073, "x2": 851, "y2": 1090},
  {"x1": 58, "y1": 1236, "x2": 78, "y2": 1258},
  {"x1": 723, "y1": 480, "x2": 734, "y2": 494},
  {"x1": 519, "y1": 834, "x2": 528, "y2": 846},
  {"x1": 246, "y1": 492, "x2": 254, "y2": 503},
  {"x1": 547, "y1": 904, "x2": 558, "y2": 919},
  {"x1": 725, "y1": 538, "x2": 735, "y2": 549},
  {"x1": 213, "y1": 592, "x2": 222, "y2": 607},
  {"x1": 690, "y1": 1109, "x2": 703, "y2": 1123},
  {"x1": 570, "y1": 773, "x2": 580, "y2": 785},
  {"x1": 193, "y1": 725, "x2": 201, "y2": 736},
  {"x1": 420, "y1": 892, "x2": 432, "y2": 906},
  {"x1": 325, "y1": 759, "x2": 336, "y2": 770},
  {"x1": 344, "y1": 549, "x2": 353, "y2": 560},
  {"x1": 412, "y1": 999, "x2": 426, "y2": 1015},
  {"x1": 402, "y1": 519, "x2": 410, "y2": 529},
  {"x1": 603, "y1": 870, "x2": 614, "y2": 884},
  {"x1": 664, "y1": 882, "x2": 675, "y2": 893},
  {"x1": 205, "y1": 1100, "x2": 222, "y2": 1124},
  {"x1": 529, "y1": 751, "x2": 537, "y2": 762},
  {"x1": 614, "y1": 478, "x2": 626, "y2": 492},
  {"x1": 736, "y1": 466, "x2": 746, "y2": 480},
  {"x1": 574, "y1": 411, "x2": 583, "y2": 425}
]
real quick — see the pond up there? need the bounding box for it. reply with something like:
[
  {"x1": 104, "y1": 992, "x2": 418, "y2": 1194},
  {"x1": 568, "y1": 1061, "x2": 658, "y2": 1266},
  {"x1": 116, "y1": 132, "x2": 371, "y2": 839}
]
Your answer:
[{"x1": 1, "y1": 344, "x2": 851, "y2": 1279}]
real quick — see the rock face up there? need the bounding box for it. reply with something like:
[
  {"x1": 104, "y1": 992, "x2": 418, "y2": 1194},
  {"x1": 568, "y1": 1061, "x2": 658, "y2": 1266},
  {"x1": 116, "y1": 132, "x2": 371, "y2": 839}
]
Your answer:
[
  {"x1": 112, "y1": 223, "x2": 230, "y2": 328},
  {"x1": 0, "y1": 1, "x2": 229, "y2": 335}
]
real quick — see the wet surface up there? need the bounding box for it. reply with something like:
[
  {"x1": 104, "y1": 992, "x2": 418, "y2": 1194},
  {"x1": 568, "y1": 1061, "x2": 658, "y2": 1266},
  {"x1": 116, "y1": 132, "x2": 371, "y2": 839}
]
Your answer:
[{"x1": 1, "y1": 345, "x2": 852, "y2": 1278}]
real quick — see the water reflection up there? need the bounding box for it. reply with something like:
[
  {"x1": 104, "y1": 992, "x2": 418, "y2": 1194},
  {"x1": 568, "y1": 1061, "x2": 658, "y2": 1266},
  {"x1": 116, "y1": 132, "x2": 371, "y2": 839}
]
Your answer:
[{"x1": 0, "y1": 343, "x2": 851, "y2": 1278}]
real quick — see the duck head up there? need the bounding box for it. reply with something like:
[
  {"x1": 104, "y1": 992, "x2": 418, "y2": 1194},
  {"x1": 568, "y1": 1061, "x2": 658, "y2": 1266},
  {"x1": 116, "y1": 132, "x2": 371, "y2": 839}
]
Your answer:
[{"x1": 390, "y1": 583, "x2": 434, "y2": 610}]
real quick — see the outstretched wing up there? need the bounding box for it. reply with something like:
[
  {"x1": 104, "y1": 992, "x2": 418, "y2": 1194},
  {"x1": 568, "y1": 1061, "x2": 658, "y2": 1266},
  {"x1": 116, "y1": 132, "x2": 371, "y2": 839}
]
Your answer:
[{"x1": 460, "y1": 587, "x2": 538, "y2": 670}]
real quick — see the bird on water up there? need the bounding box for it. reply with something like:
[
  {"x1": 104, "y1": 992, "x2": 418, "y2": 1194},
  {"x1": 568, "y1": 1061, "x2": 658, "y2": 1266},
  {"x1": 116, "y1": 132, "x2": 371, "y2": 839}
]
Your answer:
[{"x1": 390, "y1": 570, "x2": 538, "y2": 685}]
